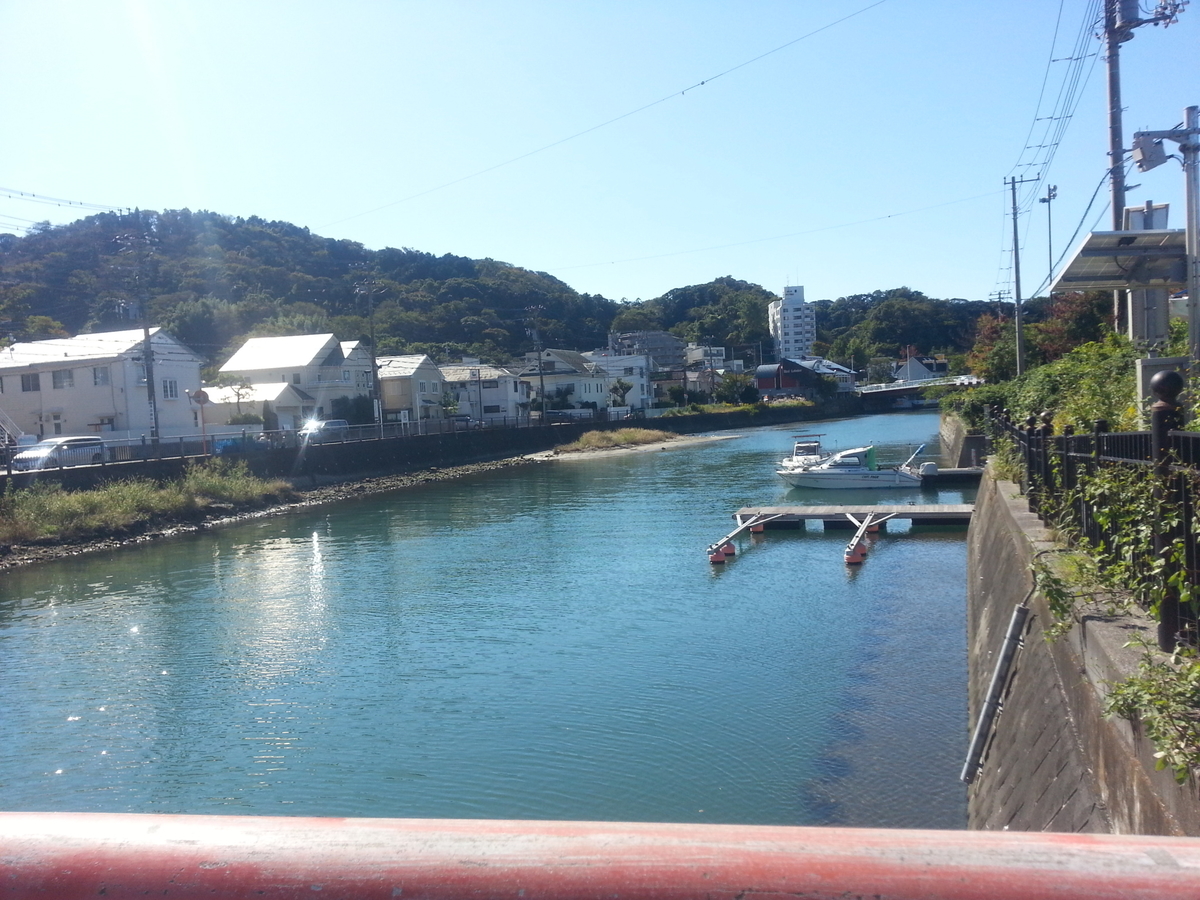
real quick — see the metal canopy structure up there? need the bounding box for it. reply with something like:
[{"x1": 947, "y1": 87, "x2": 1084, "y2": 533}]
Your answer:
[{"x1": 1050, "y1": 228, "x2": 1187, "y2": 292}]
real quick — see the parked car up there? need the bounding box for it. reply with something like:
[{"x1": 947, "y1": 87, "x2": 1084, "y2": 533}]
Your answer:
[
  {"x1": 11, "y1": 436, "x2": 107, "y2": 471},
  {"x1": 299, "y1": 418, "x2": 350, "y2": 443},
  {"x1": 448, "y1": 414, "x2": 483, "y2": 429}
]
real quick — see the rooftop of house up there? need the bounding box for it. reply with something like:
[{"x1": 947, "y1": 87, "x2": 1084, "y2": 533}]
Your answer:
[
  {"x1": 440, "y1": 363, "x2": 517, "y2": 382},
  {"x1": 0, "y1": 327, "x2": 190, "y2": 369},
  {"x1": 376, "y1": 355, "x2": 437, "y2": 377},
  {"x1": 220, "y1": 334, "x2": 348, "y2": 373},
  {"x1": 204, "y1": 382, "x2": 314, "y2": 405},
  {"x1": 519, "y1": 349, "x2": 600, "y2": 376}
]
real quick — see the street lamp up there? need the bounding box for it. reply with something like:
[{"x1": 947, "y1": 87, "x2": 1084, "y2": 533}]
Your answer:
[{"x1": 1039, "y1": 185, "x2": 1057, "y2": 294}]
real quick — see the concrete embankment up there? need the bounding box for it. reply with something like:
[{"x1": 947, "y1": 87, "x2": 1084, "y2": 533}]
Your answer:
[{"x1": 966, "y1": 470, "x2": 1200, "y2": 834}]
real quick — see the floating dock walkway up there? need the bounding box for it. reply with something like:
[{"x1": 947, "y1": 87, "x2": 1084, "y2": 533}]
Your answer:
[
  {"x1": 707, "y1": 505, "x2": 974, "y2": 563},
  {"x1": 733, "y1": 504, "x2": 974, "y2": 529}
]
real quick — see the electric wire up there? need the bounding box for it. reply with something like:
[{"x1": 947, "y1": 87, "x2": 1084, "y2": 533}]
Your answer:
[
  {"x1": 0, "y1": 187, "x2": 126, "y2": 214},
  {"x1": 1028, "y1": 163, "x2": 1121, "y2": 298},
  {"x1": 548, "y1": 188, "x2": 1002, "y2": 273},
  {"x1": 993, "y1": 0, "x2": 1104, "y2": 299},
  {"x1": 318, "y1": 0, "x2": 890, "y2": 230}
]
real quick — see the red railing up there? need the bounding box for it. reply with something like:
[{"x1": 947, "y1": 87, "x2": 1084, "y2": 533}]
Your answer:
[{"x1": 2, "y1": 812, "x2": 1198, "y2": 900}]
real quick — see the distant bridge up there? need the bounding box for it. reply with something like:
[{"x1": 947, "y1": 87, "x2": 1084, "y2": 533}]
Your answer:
[{"x1": 855, "y1": 375, "x2": 983, "y2": 397}]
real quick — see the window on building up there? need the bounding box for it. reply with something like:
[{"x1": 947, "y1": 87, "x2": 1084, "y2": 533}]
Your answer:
[
  {"x1": 0, "y1": 375, "x2": 4, "y2": 393},
  {"x1": 484, "y1": 405, "x2": 501, "y2": 414},
  {"x1": 98, "y1": 417, "x2": 115, "y2": 432},
  {"x1": 162, "y1": 379, "x2": 179, "y2": 400},
  {"x1": 343, "y1": 370, "x2": 351, "y2": 381},
  {"x1": 136, "y1": 364, "x2": 147, "y2": 385},
  {"x1": 52, "y1": 369, "x2": 74, "y2": 389},
  {"x1": 292, "y1": 373, "x2": 301, "y2": 384},
  {"x1": 93, "y1": 366, "x2": 110, "y2": 386},
  {"x1": 419, "y1": 381, "x2": 427, "y2": 393},
  {"x1": 51, "y1": 414, "x2": 62, "y2": 435},
  {"x1": 482, "y1": 380, "x2": 498, "y2": 389},
  {"x1": 21, "y1": 373, "x2": 40, "y2": 392}
]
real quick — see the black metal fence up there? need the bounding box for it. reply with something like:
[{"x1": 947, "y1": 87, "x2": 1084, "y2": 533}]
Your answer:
[{"x1": 991, "y1": 397, "x2": 1199, "y2": 649}]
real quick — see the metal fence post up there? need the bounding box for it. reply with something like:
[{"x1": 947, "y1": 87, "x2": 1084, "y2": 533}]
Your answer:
[
  {"x1": 1151, "y1": 370, "x2": 1185, "y2": 651},
  {"x1": 1039, "y1": 410, "x2": 1055, "y2": 508},
  {"x1": 1024, "y1": 415, "x2": 1038, "y2": 512}
]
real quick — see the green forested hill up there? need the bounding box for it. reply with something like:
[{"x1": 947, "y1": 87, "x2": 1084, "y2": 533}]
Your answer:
[
  {"x1": 0, "y1": 209, "x2": 618, "y2": 366},
  {"x1": 0, "y1": 209, "x2": 1008, "y2": 371}
]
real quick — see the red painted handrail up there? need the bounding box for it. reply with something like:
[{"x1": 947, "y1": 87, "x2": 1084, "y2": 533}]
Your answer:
[{"x1": 1, "y1": 812, "x2": 1199, "y2": 900}]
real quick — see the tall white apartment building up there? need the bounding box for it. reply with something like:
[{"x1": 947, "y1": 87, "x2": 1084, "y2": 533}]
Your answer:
[{"x1": 768, "y1": 285, "x2": 816, "y2": 361}]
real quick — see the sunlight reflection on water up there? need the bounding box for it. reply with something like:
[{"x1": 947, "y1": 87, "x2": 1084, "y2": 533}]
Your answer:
[{"x1": 0, "y1": 411, "x2": 967, "y2": 827}]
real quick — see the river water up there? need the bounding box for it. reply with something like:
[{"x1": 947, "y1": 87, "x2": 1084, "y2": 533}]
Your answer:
[{"x1": 0, "y1": 410, "x2": 970, "y2": 828}]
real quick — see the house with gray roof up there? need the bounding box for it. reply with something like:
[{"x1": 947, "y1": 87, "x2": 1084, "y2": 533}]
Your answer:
[
  {"x1": 218, "y1": 334, "x2": 374, "y2": 422},
  {"x1": 440, "y1": 361, "x2": 529, "y2": 424},
  {"x1": 516, "y1": 349, "x2": 610, "y2": 413},
  {"x1": 0, "y1": 328, "x2": 203, "y2": 442},
  {"x1": 377, "y1": 354, "x2": 446, "y2": 425}
]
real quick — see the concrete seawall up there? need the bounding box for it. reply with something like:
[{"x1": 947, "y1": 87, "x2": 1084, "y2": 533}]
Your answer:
[{"x1": 966, "y1": 470, "x2": 1200, "y2": 833}]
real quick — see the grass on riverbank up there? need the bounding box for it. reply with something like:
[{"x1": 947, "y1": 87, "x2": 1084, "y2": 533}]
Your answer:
[
  {"x1": 0, "y1": 460, "x2": 296, "y2": 545},
  {"x1": 556, "y1": 428, "x2": 676, "y2": 453}
]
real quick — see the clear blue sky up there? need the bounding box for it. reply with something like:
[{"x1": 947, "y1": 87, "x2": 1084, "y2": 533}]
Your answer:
[{"x1": 2, "y1": 1, "x2": 1196, "y2": 305}]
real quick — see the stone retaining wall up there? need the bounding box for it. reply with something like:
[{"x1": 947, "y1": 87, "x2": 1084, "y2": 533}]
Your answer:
[{"x1": 967, "y1": 471, "x2": 1200, "y2": 833}]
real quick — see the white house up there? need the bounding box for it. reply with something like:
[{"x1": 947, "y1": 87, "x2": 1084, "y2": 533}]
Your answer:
[
  {"x1": 768, "y1": 285, "x2": 817, "y2": 361},
  {"x1": 201, "y1": 382, "x2": 314, "y2": 432},
  {"x1": 440, "y1": 361, "x2": 529, "y2": 424},
  {"x1": 377, "y1": 355, "x2": 447, "y2": 424},
  {"x1": 218, "y1": 334, "x2": 374, "y2": 421},
  {"x1": 580, "y1": 351, "x2": 653, "y2": 410},
  {"x1": 893, "y1": 356, "x2": 949, "y2": 382},
  {"x1": 0, "y1": 328, "x2": 203, "y2": 442},
  {"x1": 517, "y1": 349, "x2": 610, "y2": 412}
]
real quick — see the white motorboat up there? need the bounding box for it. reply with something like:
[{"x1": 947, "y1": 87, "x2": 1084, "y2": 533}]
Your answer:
[
  {"x1": 776, "y1": 443, "x2": 929, "y2": 490},
  {"x1": 777, "y1": 434, "x2": 825, "y2": 475}
]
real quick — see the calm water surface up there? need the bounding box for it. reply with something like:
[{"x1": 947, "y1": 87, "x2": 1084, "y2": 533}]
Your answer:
[{"x1": 0, "y1": 411, "x2": 969, "y2": 827}]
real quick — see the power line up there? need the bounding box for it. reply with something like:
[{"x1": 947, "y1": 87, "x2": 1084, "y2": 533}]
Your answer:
[
  {"x1": 1027, "y1": 164, "x2": 1117, "y2": 297},
  {"x1": 0, "y1": 187, "x2": 127, "y2": 214},
  {"x1": 319, "y1": 0, "x2": 891, "y2": 230},
  {"x1": 547, "y1": 188, "x2": 1002, "y2": 273}
]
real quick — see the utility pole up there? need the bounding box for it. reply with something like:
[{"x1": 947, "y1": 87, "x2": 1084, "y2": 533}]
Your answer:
[
  {"x1": 1007, "y1": 176, "x2": 1038, "y2": 377},
  {"x1": 113, "y1": 231, "x2": 159, "y2": 441},
  {"x1": 1039, "y1": 185, "x2": 1057, "y2": 293},
  {"x1": 1103, "y1": 0, "x2": 1186, "y2": 329},
  {"x1": 526, "y1": 307, "x2": 547, "y2": 423},
  {"x1": 1132, "y1": 107, "x2": 1200, "y2": 362}
]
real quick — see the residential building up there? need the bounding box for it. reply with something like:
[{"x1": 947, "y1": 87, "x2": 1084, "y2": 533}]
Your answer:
[
  {"x1": 768, "y1": 285, "x2": 817, "y2": 361},
  {"x1": 201, "y1": 382, "x2": 313, "y2": 432},
  {"x1": 580, "y1": 351, "x2": 653, "y2": 409},
  {"x1": 0, "y1": 328, "x2": 203, "y2": 442},
  {"x1": 754, "y1": 356, "x2": 856, "y2": 399},
  {"x1": 517, "y1": 349, "x2": 610, "y2": 412},
  {"x1": 893, "y1": 356, "x2": 949, "y2": 382},
  {"x1": 218, "y1": 334, "x2": 374, "y2": 421},
  {"x1": 607, "y1": 331, "x2": 686, "y2": 370},
  {"x1": 440, "y1": 361, "x2": 529, "y2": 424},
  {"x1": 377, "y1": 355, "x2": 447, "y2": 424}
]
